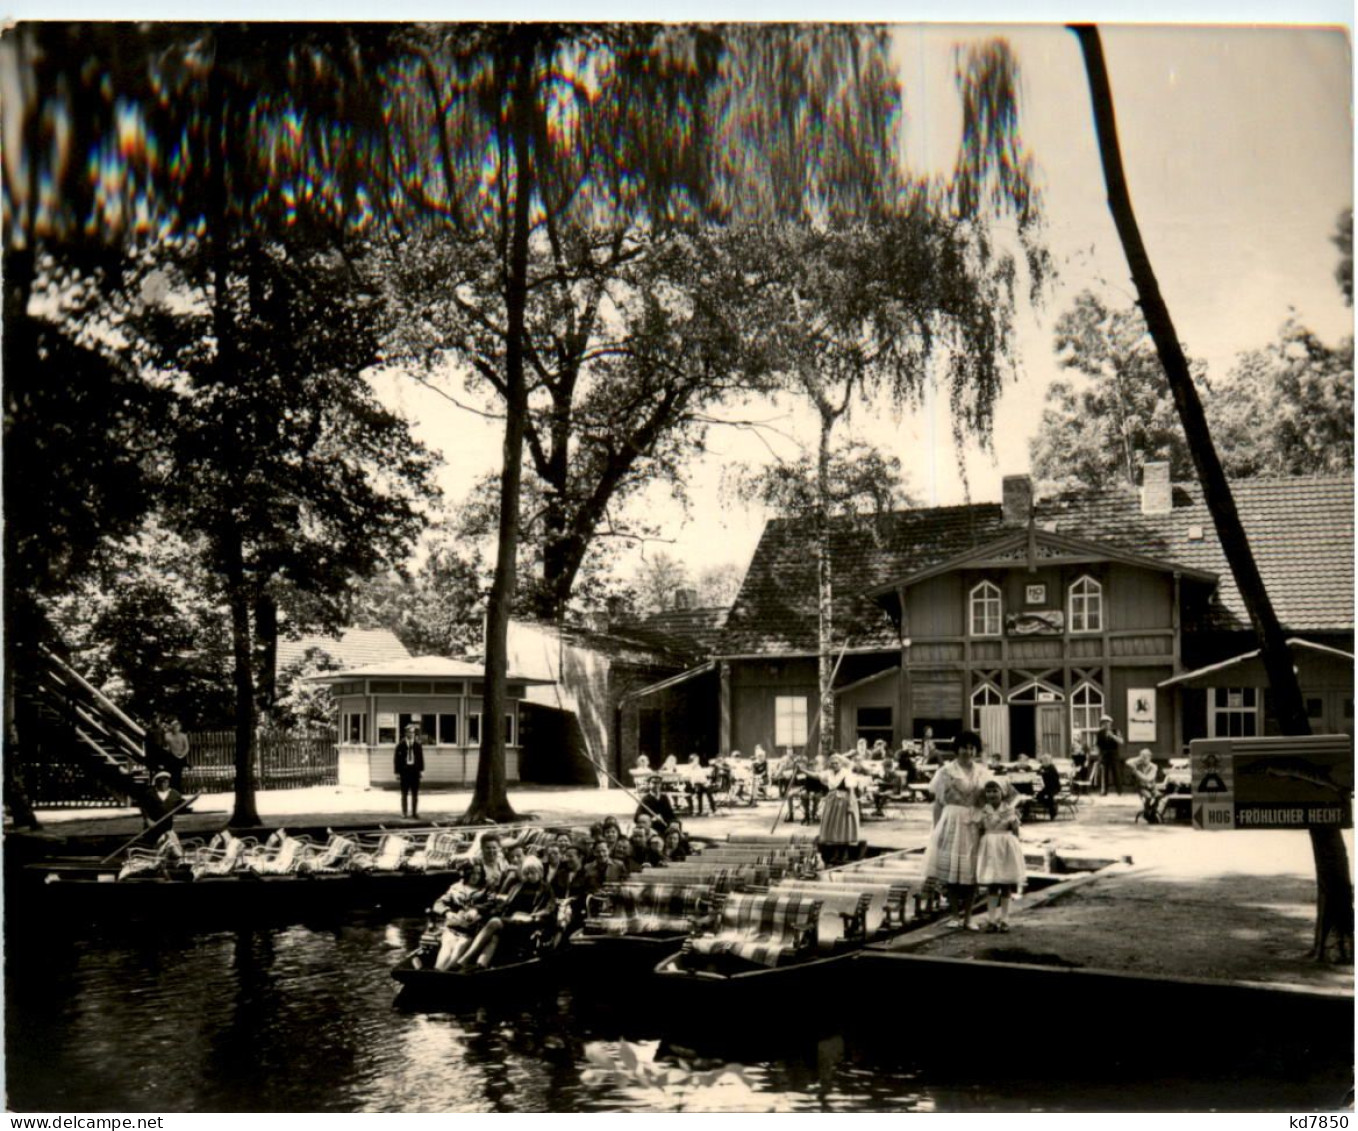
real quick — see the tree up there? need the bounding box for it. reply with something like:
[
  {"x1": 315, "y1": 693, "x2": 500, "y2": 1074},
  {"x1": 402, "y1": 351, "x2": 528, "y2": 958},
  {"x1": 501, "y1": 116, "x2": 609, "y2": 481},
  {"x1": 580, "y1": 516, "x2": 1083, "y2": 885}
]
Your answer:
[
  {"x1": 1030, "y1": 291, "x2": 1204, "y2": 490},
  {"x1": 135, "y1": 235, "x2": 436, "y2": 825},
  {"x1": 720, "y1": 37, "x2": 1048, "y2": 751},
  {"x1": 1212, "y1": 319, "x2": 1354, "y2": 478},
  {"x1": 350, "y1": 537, "x2": 488, "y2": 659},
  {"x1": 1073, "y1": 23, "x2": 1352, "y2": 961},
  {"x1": 4, "y1": 25, "x2": 435, "y2": 825},
  {"x1": 633, "y1": 551, "x2": 692, "y2": 615},
  {"x1": 694, "y1": 563, "x2": 744, "y2": 608},
  {"x1": 376, "y1": 24, "x2": 910, "y2": 821},
  {"x1": 42, "y1": 520, "x2": 236, "y2": 730},
  {"x1": 1030, "y1": 293, "x2": 1352, "y2": 488},
  {"x1": 1332, "y1": 208, "x2": 1352, "y2": 306}
]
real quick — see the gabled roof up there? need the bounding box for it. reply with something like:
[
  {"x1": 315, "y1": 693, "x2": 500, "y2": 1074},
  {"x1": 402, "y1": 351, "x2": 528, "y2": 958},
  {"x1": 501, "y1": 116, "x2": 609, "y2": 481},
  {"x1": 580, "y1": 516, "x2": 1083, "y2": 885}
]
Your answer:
[
  {"x1": 276, "y1": 627, "x2": 411, "y2": 674},
  {"x1": 308, "y1": 655, "x2": 553, "y2": 684},
  {"x1": 636, "y1": 606, "x2": 729, "y2": 656},
  {"x1": 865, "y1": 526, "x2": 1218, "y2": 597},
  {"x1": 1158, "y1": 638, "x2": 1354, "y2": 688},
  {"x1": 717, "y1": 474, "x2": 1353, "y2": 657}
]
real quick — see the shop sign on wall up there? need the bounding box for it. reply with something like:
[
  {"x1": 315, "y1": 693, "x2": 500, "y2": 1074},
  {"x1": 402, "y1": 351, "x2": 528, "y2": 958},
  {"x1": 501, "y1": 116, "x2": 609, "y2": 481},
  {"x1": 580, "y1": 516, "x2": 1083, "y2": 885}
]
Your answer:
[
  {"x1": 1190, "y1": 735, "x2": 1353, "y2": 831},
  {"x1": 1126, "y1": 688, "x2": 1156, "y2": 741}
]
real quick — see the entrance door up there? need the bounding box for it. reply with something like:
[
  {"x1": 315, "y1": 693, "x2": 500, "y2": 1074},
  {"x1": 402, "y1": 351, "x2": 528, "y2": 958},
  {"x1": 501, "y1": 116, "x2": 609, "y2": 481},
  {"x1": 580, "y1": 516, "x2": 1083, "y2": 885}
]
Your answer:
[
  {"x1": 978, "y1": 704, "x2": 1008, "y2": 761},
  {"x1": 1035, "y1": 703, "x2": 1064, "y2": 759}
]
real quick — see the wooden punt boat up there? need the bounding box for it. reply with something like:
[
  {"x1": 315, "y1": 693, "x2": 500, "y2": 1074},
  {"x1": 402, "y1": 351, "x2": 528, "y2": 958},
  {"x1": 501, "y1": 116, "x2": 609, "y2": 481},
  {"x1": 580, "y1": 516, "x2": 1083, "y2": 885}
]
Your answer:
[{"x1": 390, "y1": 944, "x2": 570, "y2": 1007}]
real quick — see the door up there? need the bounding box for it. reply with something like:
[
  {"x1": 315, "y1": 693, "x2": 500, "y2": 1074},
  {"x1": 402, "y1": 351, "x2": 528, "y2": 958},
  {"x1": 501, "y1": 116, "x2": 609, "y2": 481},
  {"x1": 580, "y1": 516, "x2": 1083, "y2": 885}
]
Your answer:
[
  {"x1": 1036, "y1": 703, "x2": 1064, "y2": 759},
  {"x1": 978, "y1": 704, "x2": 1008, "y2": 761}
]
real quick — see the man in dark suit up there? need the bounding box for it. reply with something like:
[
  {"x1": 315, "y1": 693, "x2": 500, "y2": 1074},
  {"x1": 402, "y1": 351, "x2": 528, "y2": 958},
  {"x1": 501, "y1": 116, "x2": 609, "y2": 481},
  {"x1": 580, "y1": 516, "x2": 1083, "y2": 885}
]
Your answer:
[{"x1": 394, "y1": 724, "x2": 425, "y2": 819}]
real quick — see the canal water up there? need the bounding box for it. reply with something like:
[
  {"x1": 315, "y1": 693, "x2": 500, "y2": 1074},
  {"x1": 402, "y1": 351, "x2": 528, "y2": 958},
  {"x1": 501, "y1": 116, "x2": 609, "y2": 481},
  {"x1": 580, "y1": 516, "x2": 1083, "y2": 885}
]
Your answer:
[{"x1": 6, "y1": 914, "x2": 1350, "y2": 1113}]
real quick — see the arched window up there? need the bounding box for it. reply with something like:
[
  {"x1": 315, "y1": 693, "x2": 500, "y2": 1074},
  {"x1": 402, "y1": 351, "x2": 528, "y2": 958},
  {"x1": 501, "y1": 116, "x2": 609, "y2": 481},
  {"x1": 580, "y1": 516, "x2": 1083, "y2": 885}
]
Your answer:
[
  {"x1": 1068, "y1": 575, "x2": 1103, "y2": 634},
  {"x1": 1071, "y1": 682, "x2": 1104, "y2": 753},
  {"x1": 969, "y1": 580, "x2": 1002, "y2": 637},
  {"x1": 971, "y1": 683, "x2": 1003, "y2": 731}
]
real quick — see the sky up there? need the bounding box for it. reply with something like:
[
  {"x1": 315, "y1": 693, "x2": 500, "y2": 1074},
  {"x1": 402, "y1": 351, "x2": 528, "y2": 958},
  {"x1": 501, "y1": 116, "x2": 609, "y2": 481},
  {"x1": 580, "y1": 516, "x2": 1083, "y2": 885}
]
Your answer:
[
  {"x1": 368, "y1": 21, "x2": 1353, "y2": 592},
  {"x1": 15, "y1": 6, "x2": 1349, "y2": 597}
]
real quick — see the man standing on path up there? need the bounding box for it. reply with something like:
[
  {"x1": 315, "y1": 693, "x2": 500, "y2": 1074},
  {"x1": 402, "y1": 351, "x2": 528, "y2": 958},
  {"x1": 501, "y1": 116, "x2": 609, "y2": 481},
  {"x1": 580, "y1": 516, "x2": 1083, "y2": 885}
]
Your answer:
[
  {"x1": 394, "y1": 724, "x2": 425, "y2": 819},
  {"x1": 1095, "y1": 715, "x2": 1124, "y2": 796},
  {"x1": 163, "y1": 717, "x2": 191, "y2": 791}
]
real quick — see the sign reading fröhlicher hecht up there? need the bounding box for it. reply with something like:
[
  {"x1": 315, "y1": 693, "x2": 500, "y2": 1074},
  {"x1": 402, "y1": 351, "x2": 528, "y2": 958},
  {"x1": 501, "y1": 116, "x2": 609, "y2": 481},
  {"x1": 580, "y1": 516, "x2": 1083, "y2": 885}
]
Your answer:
[{"x1": 1190, "y1": 735, "x2": 1353, "y2": 831}]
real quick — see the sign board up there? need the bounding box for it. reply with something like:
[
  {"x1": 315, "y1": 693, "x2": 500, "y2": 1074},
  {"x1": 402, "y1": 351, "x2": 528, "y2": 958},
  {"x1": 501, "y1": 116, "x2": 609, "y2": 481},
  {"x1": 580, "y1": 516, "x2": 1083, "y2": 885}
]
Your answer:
[
  {"x1": 1127, "y1": 688, "x2": 1156, "y2": 742},
  {"x1": 1190, "y1": 735, "x2": 1353, "y2": 831}
]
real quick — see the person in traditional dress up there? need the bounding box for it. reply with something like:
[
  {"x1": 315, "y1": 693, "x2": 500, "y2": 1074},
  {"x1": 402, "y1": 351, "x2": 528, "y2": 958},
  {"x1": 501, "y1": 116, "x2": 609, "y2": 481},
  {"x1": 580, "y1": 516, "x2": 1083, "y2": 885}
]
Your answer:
[
  {"x1": 975, "y1": 779, "x2": 1026, "y2": 932},
  {"x1": 818, "y1": 754, "x2": 862, "y2": 865},
  {"x1": 922, "y1": 729, "x2": 989, "y2": 930}
]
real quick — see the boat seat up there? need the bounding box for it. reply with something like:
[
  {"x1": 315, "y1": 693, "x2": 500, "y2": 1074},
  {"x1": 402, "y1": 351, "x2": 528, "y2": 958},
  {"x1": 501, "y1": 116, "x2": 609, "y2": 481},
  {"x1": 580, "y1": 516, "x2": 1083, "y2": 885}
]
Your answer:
[
  {"x1": 116, "y1": 832, "x2": 189, "y2": 881},
  {"x1": 582, "y1": 881, "x2": 715, "y2": 937},
  {"x1": 351, "y1": 833, "x2": 414, "y2": 873},
  {"x1": 247, "y1": 832, "x2": 315, "y2": 875},
  {"x1": 405, "y1": 831, "x2": 466, "y2": 873},
  {"x1": 688, "y1": 892, "x2": 823, "y2": 968},
  {"x1": 190, "y1": 831, "x2": 249, "y2": 879},
  {"x1": 297, "y1": 833, "x2": 358, "y2": 875}
]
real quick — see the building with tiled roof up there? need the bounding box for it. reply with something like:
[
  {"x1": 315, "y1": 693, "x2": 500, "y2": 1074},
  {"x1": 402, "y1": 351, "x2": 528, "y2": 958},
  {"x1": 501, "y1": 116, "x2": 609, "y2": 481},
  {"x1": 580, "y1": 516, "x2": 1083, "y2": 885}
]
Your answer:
[
  {"x1": 688, "y1": 467, "x2": 1353, "y2": 768},
  {"x1": 276, "y1": 627, "x2": 412, "y2": 674}
]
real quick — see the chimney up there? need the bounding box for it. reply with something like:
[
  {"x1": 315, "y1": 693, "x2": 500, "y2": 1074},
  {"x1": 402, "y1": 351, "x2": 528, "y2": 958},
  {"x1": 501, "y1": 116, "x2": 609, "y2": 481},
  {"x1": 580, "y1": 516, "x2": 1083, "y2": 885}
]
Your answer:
[
  {"x1": 674, "y1": 587, "x2": 698, "y2": 611},
  {"x1": 1142, "y1": 461, "x2": 1172, "y2": 516},
  {"x1": 1001, "y1": 475, "x2": 1033, "y2": 526}
]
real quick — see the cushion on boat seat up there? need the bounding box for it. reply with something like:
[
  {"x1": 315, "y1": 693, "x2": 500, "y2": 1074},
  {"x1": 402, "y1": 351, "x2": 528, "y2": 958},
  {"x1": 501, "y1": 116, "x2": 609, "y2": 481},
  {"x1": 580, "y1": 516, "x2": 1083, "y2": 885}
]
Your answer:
[
  {"x1": 297, "y1": 834, "x2": 356, "y2": 875},
  {"x1": 689, "y1": 893, "x2": 823, "y2": 967},
  {"x1": 582, "y1": 882, "x2": 713, "y2": 937}
]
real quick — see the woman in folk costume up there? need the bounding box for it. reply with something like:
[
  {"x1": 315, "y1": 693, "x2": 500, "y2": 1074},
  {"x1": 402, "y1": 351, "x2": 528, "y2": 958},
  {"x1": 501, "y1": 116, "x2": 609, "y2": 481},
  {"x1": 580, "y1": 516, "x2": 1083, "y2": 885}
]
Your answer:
[
  {"x1": 818, "y1": 753, "x2": 861, "y2": 866},
  {"x1": 922, "y1": 729, "x2": 990, "y2": 930}
]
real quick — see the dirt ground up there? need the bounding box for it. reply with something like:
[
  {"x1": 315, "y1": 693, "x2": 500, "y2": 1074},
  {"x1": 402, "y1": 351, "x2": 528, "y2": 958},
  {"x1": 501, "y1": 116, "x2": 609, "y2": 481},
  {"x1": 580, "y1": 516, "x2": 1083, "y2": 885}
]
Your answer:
[{"x1": 17, "y1": 781, "x2": 1354, "y2": 994}]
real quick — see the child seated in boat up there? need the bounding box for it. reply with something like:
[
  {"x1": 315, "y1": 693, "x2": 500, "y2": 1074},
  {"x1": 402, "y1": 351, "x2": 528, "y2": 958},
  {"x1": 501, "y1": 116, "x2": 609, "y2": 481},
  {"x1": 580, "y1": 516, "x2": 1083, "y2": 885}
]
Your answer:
[
  {"x1": 456, "y1": 856, "x2": 558, "y2": 969},
  {"x1": 431, "y1": 860, "x2": 490, "y2": 970}
]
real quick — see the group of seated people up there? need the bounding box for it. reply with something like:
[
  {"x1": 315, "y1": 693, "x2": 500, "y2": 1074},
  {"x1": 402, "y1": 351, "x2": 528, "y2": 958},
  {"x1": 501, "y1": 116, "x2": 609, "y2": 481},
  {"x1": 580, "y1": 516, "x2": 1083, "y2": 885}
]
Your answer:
[
  {"x1": 426, "y1": 806, "x2": 696, "y2": 972},
  {"x1": 632, "y1": 747, "x2": 780, "y2": 813}
]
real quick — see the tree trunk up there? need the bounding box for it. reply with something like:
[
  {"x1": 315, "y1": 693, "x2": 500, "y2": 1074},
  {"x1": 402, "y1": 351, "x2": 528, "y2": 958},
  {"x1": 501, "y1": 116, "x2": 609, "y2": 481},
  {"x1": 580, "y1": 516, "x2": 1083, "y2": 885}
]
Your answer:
[
  {"x1": 223, "y1": 530, "x2": 261, "y2": 827},
  {"x1": 815, "y1": 404, "x2": 835, "y2": 760},
  {"x1": 464, "y1": 40, "x2": 537, "y2": 824},
  {"x1": 1074, "y1": 23, "x2": 1353, "y2": 961}
]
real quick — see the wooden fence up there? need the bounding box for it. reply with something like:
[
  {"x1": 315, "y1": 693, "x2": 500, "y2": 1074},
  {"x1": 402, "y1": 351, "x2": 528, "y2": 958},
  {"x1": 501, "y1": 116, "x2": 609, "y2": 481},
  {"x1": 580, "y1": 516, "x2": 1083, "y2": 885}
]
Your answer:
[{"x1": 184, "y1": 730, "x2": 338, "y2": 792}]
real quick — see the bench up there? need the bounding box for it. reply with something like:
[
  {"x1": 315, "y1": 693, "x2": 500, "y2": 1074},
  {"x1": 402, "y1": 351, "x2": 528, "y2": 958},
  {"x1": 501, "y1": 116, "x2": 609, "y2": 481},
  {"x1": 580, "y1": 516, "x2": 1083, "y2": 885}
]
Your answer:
[
  {"x1": 686, "y1": 892, "x2": 824, "y2": 968},
  {"x1": 772, "y1": 882, "x2": 907, "y2": 937},
  {"x1": 581, "y1": 881, "x2": 716, "y2": 938}
]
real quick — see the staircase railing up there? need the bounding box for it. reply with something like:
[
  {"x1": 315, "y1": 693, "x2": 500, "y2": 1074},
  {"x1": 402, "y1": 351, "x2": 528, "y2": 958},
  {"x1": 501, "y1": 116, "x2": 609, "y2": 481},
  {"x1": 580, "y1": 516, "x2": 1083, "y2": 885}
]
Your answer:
[{"x1": 18, "y1": 645, "x2": 150, "y2": 805}]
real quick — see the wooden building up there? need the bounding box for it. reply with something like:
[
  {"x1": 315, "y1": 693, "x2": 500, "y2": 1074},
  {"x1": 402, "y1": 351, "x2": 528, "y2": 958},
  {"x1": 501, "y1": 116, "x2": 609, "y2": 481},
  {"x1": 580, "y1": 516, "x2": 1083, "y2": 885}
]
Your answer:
[
  {"x1": 308, "y1": 656, "x2": 550, "y2": 788},
  {"x1": 703, "y1": 468, "x2": 1353, "y2": 765}
]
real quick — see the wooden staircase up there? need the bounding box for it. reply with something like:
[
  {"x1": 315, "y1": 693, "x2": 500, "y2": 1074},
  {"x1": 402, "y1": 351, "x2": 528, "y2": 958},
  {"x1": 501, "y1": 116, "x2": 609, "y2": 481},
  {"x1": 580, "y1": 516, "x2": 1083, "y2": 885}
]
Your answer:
[{"x1": 14, "y1": 644, "x2": 151, "y2": 807}]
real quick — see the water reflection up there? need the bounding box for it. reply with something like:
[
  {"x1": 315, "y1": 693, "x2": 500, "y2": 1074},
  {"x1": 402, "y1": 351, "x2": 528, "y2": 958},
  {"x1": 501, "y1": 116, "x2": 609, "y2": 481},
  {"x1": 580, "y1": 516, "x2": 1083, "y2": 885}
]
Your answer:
[{"x1": 5, "y1": 914, "x2": 1350, "y2": 1113}]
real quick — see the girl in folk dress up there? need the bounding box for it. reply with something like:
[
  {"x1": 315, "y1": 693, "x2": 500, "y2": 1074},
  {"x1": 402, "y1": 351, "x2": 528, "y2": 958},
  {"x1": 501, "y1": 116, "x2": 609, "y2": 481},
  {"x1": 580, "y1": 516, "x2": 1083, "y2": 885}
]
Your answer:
[
  {"x1": 922, "y1": 730, "x2": 989, "y2": 930},
  {"x1": 975, "y1": 779, "x2": 1026, "y2": 933}
]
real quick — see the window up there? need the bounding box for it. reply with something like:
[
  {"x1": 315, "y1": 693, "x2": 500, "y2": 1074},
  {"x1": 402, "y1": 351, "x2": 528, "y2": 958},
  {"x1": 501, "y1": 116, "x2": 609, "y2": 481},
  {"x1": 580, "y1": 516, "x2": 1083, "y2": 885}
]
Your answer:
[
  {"x1": 438, "y1": 713, "x2": 459, "y2": 745},
  {"x1": 467, "y1": 713, "x2": 482, "y2": 745},
  {"x1": 341, "y1": 713, "x2": 367, "y2": 744},
  {"x1": 504, "y1": 713, "x2": 516, "y2": 746},
  {"x1": 398, "y1": 713, "x2": 436, "y2": 742},
  {"x1": 1210, "y1": 687, "x2": 1259, "y2": 738},
  {"x1": 969, "y1": 581, "x2": 1002, "y2": 637},
  {"x1": 774, "y1": 696, "x2": 809, "y2": 747},
  {"x1": 1068, "y1": 576, "x2": 1103, "y2": 634},
  {"x1": 856, "y1": 706, "x2": 893, "y2": 746},
  {"x1": 1070, "y1": 682, "x2": 1104, "y2": 753},
  {"x1": 971, "y1": 684, "x2": 1003, "y2": 731}
]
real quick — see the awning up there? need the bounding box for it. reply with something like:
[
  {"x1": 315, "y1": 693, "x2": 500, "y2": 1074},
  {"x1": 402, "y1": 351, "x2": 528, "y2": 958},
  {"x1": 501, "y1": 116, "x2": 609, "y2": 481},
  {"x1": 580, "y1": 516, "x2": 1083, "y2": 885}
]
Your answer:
[
  {"x1": 618, "y1": 661, "x2": 717, "y2": 704},
  {"x1": 1158, "y1": 638, "x2": 1354, "y2": 689}
]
